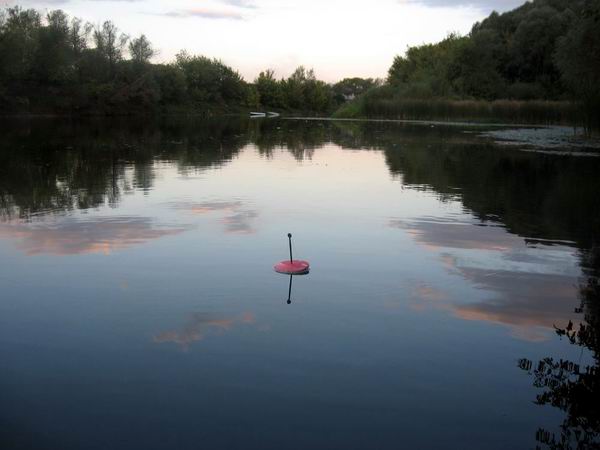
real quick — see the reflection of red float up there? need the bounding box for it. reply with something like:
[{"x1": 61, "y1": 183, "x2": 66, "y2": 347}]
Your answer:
[{"x1": 274, "y1": 233, "x2": 310, "y2": 275}]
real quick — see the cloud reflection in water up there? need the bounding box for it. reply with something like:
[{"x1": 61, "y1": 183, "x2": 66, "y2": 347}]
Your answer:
[
  {"x1": 172, "y1": 200, "x2": 259, "y2": 234},
  {"x1": 154, "y1": 312, "x2": 256, "y2": 351},
  {"x1": 391, "y1": 217, "x2": 580, "y2": 341},
  {"x1": 0, "y1": 216, "x2": 186, "y2": 256}
]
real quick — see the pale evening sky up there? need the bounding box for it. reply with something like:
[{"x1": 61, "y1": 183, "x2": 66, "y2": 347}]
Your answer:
[{"x1": 2, "y1": 0, "x2": 525, "y2": 82}]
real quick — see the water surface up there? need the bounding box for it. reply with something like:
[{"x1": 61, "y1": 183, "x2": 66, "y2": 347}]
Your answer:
[{"x1": 1, "y1": 117, "x2": 599, "y2": 449}]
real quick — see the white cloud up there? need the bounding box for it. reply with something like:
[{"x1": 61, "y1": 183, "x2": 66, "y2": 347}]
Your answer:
[
  {"x1": 162, "y1": 7, "x2": 245, "y2": 20},
  {"x1": 403, "y1": 0, "x2": 525, "y2": 12}
]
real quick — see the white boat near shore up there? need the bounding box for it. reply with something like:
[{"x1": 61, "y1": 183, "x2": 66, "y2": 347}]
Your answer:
[{"x1": 250, "y1": 111, "x2": 280, "y2": 118}]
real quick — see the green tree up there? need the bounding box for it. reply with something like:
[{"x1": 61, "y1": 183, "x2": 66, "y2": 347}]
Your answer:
[
  {"x1": 93, "y1": 20, "x2": 128, "y2": 74},
  {"x1": 245, "y1": 82, "x2": 260, "y2": 109},
  {"x1": 153, "y1": 64, "x2": 187, "y2": 106},
  {"x1": 0, "y1": 7, "x2": 41, "y2": 82},
  {"x1": 175, "y1": 51, "x2": 245, "y2": 106},
  {"x1": 129, "y1": 34, "x2": 154, "y2": 65},
  {"x1": 452, "y1": 29, "x2": 506, "y2": 99},
  {"x1": 255, "y1": 69, "x2": 284, "y2": 108},
  {"x1": 507, "y1": 5, "x2": 574, "y2": 93},
  {"x1": 35, "y1": 10, "x2": 71, "y2": 83},
  {"x1": 304, "y1": 77, "x2": 332, "y2": 112},
  {"x1": 388, "y1": 33, "x2": 468, "y2": 98},
  {"x1": 68, "y1": 17, "x2": 91, "y2": 57},
  {"x1": 554, "y1": 0, "x2": 600, "y2": 133},
  {"x1": 282, "y1": 66, "x2": 310, "y2": 109}
]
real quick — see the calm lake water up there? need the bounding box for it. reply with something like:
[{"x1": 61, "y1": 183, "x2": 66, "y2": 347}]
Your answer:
[{"x1": 1, "y1": 117, "x2": 599, "y2": 450}]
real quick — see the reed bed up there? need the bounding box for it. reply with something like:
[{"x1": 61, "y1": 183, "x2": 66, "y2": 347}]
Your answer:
[{"x1": 335, "y1": 91, "x2": 581, "y2": 127}]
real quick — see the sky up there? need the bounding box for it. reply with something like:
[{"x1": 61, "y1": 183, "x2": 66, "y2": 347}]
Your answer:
[{"x1": 2, "y1": 0, "x2": 526, "y2": 81}]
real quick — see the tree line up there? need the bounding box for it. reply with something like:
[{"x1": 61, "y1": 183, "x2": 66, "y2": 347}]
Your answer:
[
  {"x1": 2, "y1": 1, "x2": 598, "y2": 129},
  {"x1": 0, "y1": 6, "x2": 377, "y2": 116},
  {"x1": 337, "y1": 0, "x2": 600, "y2": 132}
]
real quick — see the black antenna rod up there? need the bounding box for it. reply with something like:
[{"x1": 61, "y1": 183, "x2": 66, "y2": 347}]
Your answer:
[{"x1": 288, "y1": 233, "x2": 293, "y2": 262}]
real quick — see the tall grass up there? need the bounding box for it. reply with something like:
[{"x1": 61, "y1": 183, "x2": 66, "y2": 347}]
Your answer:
[{"x1": 334, "y1": 87, "x2": 581, "y2": 127}]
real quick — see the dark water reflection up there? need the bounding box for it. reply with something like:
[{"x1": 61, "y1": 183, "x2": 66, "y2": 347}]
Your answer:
[{"x1": 1, "y1": 117, "x2": 599, "y2": 449}]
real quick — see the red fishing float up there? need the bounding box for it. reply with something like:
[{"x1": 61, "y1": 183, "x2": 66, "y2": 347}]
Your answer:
[{"x1": 274, "y1": 233, "x2": 310, "y2": 275}]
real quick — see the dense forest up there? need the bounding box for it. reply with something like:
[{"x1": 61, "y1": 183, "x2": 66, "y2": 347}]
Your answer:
[
  {"x1": 337, "y1": 0, "x2": 600, "y2": 132},
  {"x1": 1, "y1": 0, "x2": 599, "y2": 130},
  {"x1": 0, "y1": 6, "x2": 377, "y2": 116}
]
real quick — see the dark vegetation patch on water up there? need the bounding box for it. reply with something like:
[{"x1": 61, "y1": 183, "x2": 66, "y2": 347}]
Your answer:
[{"x1": 480, "y1": 126, "x2": 600, "y2": 154}]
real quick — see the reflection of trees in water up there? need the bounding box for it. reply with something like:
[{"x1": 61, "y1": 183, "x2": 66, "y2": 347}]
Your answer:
[
  {"x1": 374, "y1": 128, "x2": 600, "y2": 249},
  {"x1": 0, "y1": 118, "x2": 372, "y2": 222},
  {"x1": 3, "y1": 118, "x2": 600, "y2": 245},
  {"x1": 518, "y1": 247, "x2": 600, "y2": 450},
  {"x1": 0, "y1": 117, "x2": 251, "y2": 221},
  {"x1": 3, "y1": 118, "x2": 600, "y2": 246},
  {"x1": 250, "y1": 119, "x2": 331, "y2": 161}
]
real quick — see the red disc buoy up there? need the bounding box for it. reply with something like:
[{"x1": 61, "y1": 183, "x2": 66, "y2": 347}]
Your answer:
[
  {"x1": 274, "y1": 233, "x2": 310, "y2": 274},
  {"x1": 274, "y1": 259, "x2": 310, "y2": 275}
]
